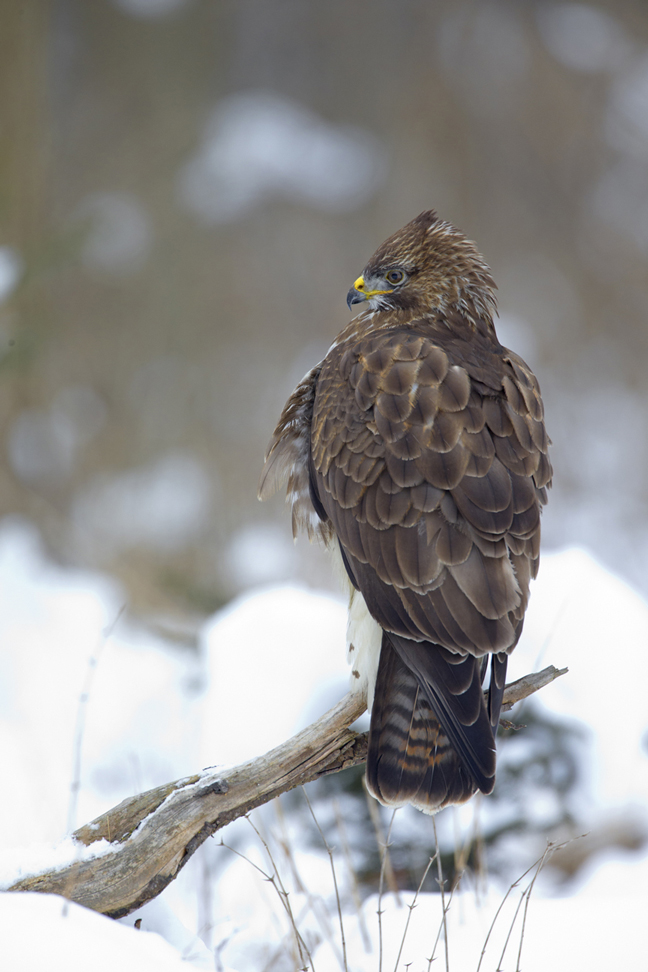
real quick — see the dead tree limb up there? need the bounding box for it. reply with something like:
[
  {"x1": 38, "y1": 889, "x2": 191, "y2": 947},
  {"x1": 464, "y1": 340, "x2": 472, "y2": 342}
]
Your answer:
[{"x1": 9, "y1": 664, "x2": 566, "y2": 918}]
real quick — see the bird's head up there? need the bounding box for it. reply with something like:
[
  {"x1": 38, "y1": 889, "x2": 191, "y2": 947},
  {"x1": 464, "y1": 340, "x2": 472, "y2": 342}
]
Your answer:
[{"x1": 346, "y1": 210, "x2": 498, "y2": 330}]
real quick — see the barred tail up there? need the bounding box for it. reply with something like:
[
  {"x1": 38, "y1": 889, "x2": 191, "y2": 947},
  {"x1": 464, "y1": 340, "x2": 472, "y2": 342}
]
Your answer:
[{"x1": 366, "y1": 635, "x2": 505, "y2": 813}]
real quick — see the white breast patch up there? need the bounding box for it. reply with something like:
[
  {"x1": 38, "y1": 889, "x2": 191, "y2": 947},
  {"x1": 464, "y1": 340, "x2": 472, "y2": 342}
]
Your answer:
[
  {"x1": 328, "y1": 544, "x2": 383, "y2": 709},
  {"x1": 346, "y1": 587, "x2": 383, "y2": 709}
]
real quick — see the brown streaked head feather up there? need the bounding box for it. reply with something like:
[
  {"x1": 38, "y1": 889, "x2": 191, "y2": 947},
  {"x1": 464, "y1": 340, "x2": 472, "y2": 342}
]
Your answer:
[{"x1": 359, "y1": 210, "x2": 498, "y2": 330}]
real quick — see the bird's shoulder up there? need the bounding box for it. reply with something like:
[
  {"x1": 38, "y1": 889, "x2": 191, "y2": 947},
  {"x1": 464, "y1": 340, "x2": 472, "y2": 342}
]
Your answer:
[
  {"x1": 309, "y1": 317, "x2": 552, "y2": 633},
  {"x1": 312, "y1": 317, "x2": 551, "y2": 496}
]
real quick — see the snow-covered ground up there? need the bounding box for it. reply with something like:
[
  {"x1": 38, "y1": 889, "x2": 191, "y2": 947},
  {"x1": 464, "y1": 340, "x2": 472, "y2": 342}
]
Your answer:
[{"x1": 1, "y1": 517, "x2": 647, "y2": 969}]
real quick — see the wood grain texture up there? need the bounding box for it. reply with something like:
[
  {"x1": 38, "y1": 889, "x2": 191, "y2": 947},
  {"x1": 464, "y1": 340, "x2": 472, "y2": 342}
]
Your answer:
[
  {"x1": 10, "y1": 692, "x2": 367, "y2": 917},
  {"x1": 9, "y1": 666, "x2": 565, "y2": 917}
]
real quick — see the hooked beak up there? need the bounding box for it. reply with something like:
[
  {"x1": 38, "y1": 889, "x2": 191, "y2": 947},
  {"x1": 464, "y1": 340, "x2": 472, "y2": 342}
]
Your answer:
[
  {"x1": 347, "y1": 275, "x2": 368, "y2": 310},
  {"x1": 346, "y1": 285, "x2": 366, "y2": 310},
  {"x1": 346, "y1": 275, "x2": 393, "y2": 312}
]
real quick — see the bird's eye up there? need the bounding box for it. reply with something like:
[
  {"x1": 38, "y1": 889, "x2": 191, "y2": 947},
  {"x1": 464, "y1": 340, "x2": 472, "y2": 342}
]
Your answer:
[{"x1": 385, "y1": 269, "x2": 405, "y2": 285}]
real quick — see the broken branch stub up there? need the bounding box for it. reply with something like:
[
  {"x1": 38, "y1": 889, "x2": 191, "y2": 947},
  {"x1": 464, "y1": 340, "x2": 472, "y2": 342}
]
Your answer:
[{"x1": 9, "y1": 664, "x2": 566, "y2": 917}]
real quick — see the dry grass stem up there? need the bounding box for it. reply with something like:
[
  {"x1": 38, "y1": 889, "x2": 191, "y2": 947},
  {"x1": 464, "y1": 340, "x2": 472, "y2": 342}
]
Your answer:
[
  {"x1": 243, "y1": 815, "x2": 314, "y2": 971},
  {"x1": 302, "y1": 789, "x2": 348, "y2": 972},
  {"x1": 393, "y1": 855, "x2": 436, "y2": 972},
  {"x1": 475, "y1": 835, "x2": 584, "y2": 972},
  {"x1": 272, "y1": 798, "x2": 343, "y2": 968},
  {"x1": 431, "y1": 817, "x2": 450, "y2": 972},
  {"x1": 376, "y1": 810, "x2": 399, "y2": 972},
  {"x1": 67, "y1": 606, "x2": 125, "y2": 834},
  {"x1": 365, "y1": 782, "x2": 401, "y2": 903},
  {"x1": 514, "y1": 839, "x2": 566, "y2": 972},
  {"x1": 333, "y1": 798, "x2": 372, "y2": 953}
]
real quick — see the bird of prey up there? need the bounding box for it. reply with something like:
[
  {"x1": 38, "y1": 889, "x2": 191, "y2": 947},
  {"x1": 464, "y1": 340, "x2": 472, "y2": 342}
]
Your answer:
[{"x1": 259, "y1": 211, "x2": 551, "y2": 812}]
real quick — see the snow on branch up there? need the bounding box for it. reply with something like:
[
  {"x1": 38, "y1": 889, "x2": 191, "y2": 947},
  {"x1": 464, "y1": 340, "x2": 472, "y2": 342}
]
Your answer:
[{"x1": 9, "y1": 664, "x2": 566, "y2": 918}]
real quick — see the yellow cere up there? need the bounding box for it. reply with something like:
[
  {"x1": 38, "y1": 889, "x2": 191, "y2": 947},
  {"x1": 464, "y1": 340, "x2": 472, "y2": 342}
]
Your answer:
[{"x1": 354, "y1": 275, "x2": 393, "y2": 297}]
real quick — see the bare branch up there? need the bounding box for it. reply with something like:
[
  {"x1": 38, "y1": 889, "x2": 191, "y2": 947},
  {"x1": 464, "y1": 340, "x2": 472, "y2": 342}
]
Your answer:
[
  {"x1": 500, "y1": 664, "x2": 568, "y2": 711},
  {"x1": 8, "y1": 665, "x2": 565, "y2": 918},
  {"x1": 10, "y1": 692, "x2": 367, "y2": 917}
]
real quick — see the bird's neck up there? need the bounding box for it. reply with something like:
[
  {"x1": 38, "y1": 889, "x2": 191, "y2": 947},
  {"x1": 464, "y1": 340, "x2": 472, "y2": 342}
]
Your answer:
[{"x1": 332, "y1": 294, "x2": 498, "y2": 350}]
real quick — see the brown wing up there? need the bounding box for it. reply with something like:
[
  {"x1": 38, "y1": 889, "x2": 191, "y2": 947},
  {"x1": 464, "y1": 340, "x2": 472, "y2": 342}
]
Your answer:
[
  {"x1": 311, "y1": 328, "x2": 550, "y2": 649},
  {"x1": 258, "y1": 364, "x2": 333, "y2": 544},
  {"x1": 311, "y1": 326, "x2": 551, "y2": 807}
]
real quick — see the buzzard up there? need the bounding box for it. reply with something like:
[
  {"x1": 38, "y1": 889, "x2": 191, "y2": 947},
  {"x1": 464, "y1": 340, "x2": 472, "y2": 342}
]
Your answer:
[{"x1": 259, "y1": 211, "x2": 551, "y2": 812}]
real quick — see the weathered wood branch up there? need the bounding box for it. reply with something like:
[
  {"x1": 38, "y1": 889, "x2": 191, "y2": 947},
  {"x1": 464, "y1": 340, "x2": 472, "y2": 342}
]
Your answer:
[{"x1": 9, "y1": 664, "x2": 566, "y2": 918}]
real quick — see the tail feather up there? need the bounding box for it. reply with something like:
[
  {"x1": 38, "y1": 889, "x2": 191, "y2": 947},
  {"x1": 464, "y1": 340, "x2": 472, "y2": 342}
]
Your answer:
[
  {"x1": 488, "y1": 652, "x2": 508, "y2": 733},
  {"x1": 366, "y1": 635, "x2": 503, "y2": 813}
]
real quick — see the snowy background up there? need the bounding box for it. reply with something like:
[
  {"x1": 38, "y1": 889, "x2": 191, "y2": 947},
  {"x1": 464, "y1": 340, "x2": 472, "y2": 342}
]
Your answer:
[
  {"x1": 4, "y1": 1, "x2": 648, "y2": 968},
  {"x1": 1, "y1": 517, "x2": 648, "y2": 970},
  {"x1": 5, "y1": 0, "x2": 648, "y2": 618}
]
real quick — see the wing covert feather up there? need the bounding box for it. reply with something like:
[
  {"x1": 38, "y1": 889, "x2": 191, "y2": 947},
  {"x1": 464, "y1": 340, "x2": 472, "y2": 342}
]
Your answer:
[{"x1": 311, "y1": 326, "x2": 550, "y2": 653}]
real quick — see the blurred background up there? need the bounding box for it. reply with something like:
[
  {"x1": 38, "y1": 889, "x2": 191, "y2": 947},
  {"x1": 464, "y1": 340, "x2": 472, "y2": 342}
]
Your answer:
[
  {"x1": 4, "y1": 0, "x2": 648, "y2": 635},
  {"x1": 3, "y1": 0, "x2": 648, "y2": 961}
]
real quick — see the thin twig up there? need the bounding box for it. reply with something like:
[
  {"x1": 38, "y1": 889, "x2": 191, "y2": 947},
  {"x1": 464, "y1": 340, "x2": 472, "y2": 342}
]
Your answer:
[
  {"x1": 515, "y1": 840, "x2": 565, "y2": 972},
  {"x1": 244, "y1": 814, "x2": 314, "y2": 971},
  {"x1": 332, "y1": 798, "x2": 372, "y2": 953},
  {"x1": 303, "y1": 789, "x2": 348, "y2": 972},
  {"x1": 275, "y1": 798, "x2": 343, "y2": 966},
  {"x1": 273, "y1": 797, "x2": 345, "y2": 968},
  {"x1": 365, "y1": 782, "x2": 401, "y2": 902},
  {"x1": 273, "y1": 797, "x2": 307, "y2": 895},
  {"x1": 67, "y1": 605, "x2": 125, "y2": 833},
  {"x1": 376, "y1": 810, "x2": 398, "y2": 972},
  {"x1": 475, "y1": 836, "x2": 584, "y2": 972},
  {"x1": 62, "y1": 606, "x2": 125, "y2": 918},
  {"x1": 495, "y1": 884, "x2": 527, "y2": 971},
  {"x1": 496, "y1": 841, "x2": 559, "y2": 971},
  {"x1": 475, "y1": 859, "x2": 533, "y2": 972},
  {"x1": 393, "y1": 855, "x2": 436, "y2": 972},
  {"x1": 432, "y1": 817, "x2": 450, "y2": 972},
  {"x1": 218, "y1": 837, "x2": 308, "y2": 966},
  {"x1": 217, "y1": 842, "x2": 308, "y2": 972}
]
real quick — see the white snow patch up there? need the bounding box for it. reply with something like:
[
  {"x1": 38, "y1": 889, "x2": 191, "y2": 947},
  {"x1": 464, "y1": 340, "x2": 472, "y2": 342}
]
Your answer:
[
  {"x1": 1, "y1": 522, "x2": 648, "y2": 969},
  {"x1": 511, "y1": 546, "x2": 648, "y2": 810},
  {"x1": 0, "y1": 836, "x2": 116, "y2": 890},
  {"x1": 8, "y1": 387, "x2": 106, "y2": 485},
  {"x1": 0, "y1": 246, "x2": 23, "y2": 303},
  {"x1": 0, "y1": 892, "x2": 198, "y2": 971},
  {"x1": 198, "y1": 585, "x2": 348, "y2": 767},
  {"x1": 178, "y1": 90, "x2": 387, "y2": 222},
  {"x1": 72, "y1": 451, "x2": 213, "y2": 559},
  {"x1": 537, "y1": 4, "x2": 631, "y2": 73},
  {"x1": 76, "y1": 191, "x2": 153, "y2": 276},
  {"x1": 225, "y1": 522, "x2": 298, "y2": 587}
]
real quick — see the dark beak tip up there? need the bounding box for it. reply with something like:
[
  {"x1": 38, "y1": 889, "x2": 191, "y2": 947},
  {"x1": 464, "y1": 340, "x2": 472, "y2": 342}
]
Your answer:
[{"x1": 346, "y1": 286, "x2": 364, "y2": 311}]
